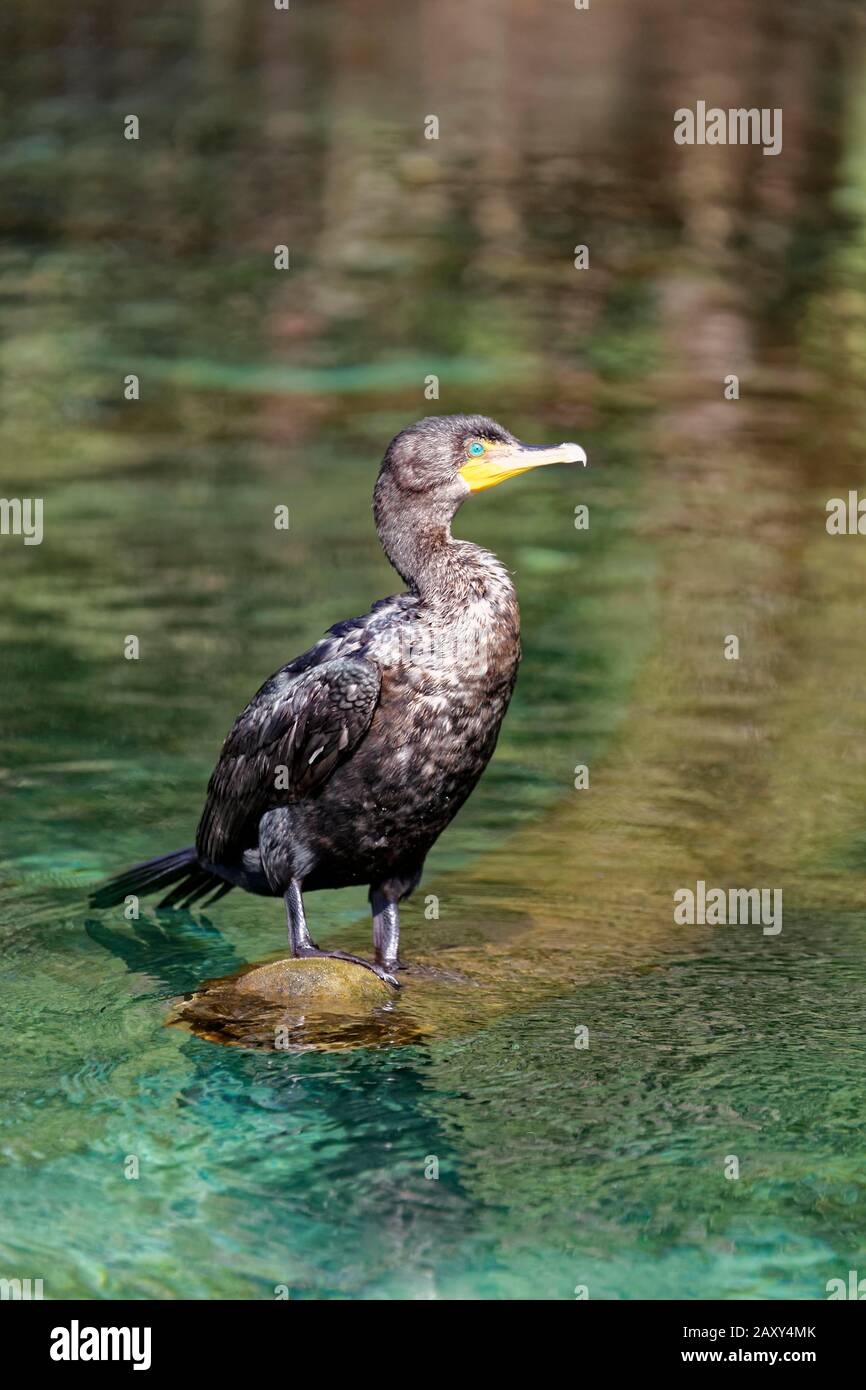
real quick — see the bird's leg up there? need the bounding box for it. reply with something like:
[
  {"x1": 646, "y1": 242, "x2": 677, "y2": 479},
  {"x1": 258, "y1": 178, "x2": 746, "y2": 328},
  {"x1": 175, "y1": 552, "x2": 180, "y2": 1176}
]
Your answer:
[
  {"x1": 370, "y1": 887, "x2": 403, "y2": 972},
  {"x1": 284, "y1": 879, "x2": 315, "y2": 954},
  {"x1": 284, "y1": 880, "x2": 399, "y2": 988}
]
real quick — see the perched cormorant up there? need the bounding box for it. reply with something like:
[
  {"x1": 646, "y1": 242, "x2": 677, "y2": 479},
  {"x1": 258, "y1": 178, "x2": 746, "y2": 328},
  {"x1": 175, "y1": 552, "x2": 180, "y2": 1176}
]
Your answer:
[{"x1": 92, "y1": 415, "x2": 586, "y2": 984}]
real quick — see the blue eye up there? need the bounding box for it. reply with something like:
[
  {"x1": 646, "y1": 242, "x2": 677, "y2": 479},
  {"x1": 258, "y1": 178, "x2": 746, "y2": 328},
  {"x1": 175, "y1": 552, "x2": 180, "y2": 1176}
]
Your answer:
[{"x1": 469, "y1": 441, "x2": 485, "y2": 456}]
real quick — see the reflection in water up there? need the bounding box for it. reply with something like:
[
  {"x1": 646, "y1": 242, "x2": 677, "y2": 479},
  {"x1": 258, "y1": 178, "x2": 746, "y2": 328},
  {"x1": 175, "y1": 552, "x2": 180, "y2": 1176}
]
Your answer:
[{"x1": 1, "y1": 0, "x2": 866, "y2": 1299}]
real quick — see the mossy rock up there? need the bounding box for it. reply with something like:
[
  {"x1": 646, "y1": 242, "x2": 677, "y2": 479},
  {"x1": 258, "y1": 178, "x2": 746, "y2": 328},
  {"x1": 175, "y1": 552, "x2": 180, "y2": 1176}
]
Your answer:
[
  {"x1": 167, "y1": 954, "x2": 412, "y2": 1051},
  {"x1": 233, "y1": 955, "x2": 394, "y2": 1008}
]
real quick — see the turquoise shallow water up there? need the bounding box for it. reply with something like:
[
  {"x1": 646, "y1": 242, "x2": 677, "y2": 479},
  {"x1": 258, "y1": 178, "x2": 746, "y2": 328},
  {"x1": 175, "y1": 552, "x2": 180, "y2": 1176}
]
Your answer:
[
  {"x1": 3, "y1": 898, "x2": 866, "y2": 1298},
  {"x1": 3, "y1": 0, "x2": 866, "y2": 1300}
]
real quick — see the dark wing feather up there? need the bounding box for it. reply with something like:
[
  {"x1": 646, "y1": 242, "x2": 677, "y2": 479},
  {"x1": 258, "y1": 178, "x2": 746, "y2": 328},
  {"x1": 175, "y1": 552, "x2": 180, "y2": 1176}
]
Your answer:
[{"x1": 195, "y1": 655, "x2": 381, "y2": 865}]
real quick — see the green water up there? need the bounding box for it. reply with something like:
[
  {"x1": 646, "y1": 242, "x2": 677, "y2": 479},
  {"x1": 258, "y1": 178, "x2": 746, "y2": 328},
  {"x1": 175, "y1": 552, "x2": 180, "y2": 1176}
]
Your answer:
[{"x1": 2, "y1": 0, "x2": 866, "y2": 1299}]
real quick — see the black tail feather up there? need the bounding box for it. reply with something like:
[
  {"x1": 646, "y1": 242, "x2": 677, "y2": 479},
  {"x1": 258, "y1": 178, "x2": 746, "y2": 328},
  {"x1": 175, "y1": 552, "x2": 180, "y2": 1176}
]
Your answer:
[
  {"x1": 90, "y1": 846, "x2": 232, "y2": 911},
  {"x1": 199, "y1": 880, "x2": 233, "y2": 908}
]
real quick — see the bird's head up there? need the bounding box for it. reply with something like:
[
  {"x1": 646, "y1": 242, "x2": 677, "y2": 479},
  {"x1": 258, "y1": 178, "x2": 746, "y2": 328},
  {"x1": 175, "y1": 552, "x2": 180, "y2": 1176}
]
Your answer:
[
  {"x1": 376, "y1": 413, "x2": 586, "y2": 515},
  {"x1": 373, "y1": 414, "x2": 587, "y2": 588}
]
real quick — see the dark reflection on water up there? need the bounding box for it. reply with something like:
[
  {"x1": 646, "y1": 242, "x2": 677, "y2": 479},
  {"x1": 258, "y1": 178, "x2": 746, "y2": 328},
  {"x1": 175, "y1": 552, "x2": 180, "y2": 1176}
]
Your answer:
[{"x1": 2, "y1": 0, "x2": 866, "y2": 1297}]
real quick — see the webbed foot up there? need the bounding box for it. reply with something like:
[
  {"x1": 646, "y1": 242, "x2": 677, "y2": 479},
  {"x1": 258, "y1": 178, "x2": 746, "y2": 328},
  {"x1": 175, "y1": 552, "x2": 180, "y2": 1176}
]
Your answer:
[{"x1": 297, "y1": 946, "x2": 399, "y2": 989}]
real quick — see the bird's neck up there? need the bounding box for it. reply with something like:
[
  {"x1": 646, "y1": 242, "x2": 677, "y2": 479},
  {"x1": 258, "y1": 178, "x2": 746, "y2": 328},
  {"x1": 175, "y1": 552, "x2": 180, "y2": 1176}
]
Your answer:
[{"x1": 376, "y1": 493, "x2": 515, "y2": 612}]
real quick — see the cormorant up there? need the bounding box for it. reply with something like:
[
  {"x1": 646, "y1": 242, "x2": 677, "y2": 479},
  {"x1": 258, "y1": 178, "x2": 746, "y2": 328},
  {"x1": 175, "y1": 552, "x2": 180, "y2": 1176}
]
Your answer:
[{"x1": 92, "y1": 415, "x2": 586, "y2": 985}]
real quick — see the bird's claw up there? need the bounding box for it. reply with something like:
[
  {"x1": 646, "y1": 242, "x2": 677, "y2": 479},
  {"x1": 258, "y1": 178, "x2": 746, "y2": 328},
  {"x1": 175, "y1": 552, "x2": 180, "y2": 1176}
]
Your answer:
[{"x1": 298, "y1": 947, "x2": 400, "y2": 988}]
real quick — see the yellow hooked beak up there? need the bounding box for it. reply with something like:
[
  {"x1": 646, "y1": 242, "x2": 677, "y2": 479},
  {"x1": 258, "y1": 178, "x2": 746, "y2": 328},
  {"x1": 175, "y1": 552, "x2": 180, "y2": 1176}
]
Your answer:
[{"x1": 459, "y1": 439, "x2": 587, "y2": 493}]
